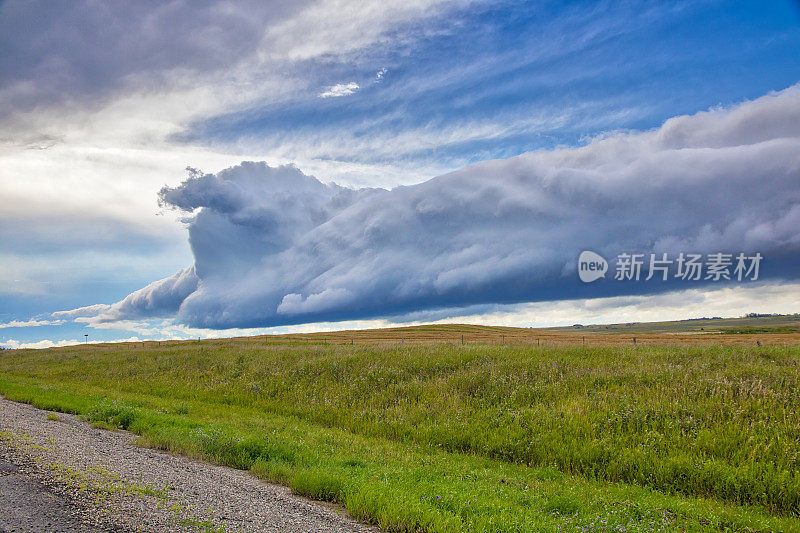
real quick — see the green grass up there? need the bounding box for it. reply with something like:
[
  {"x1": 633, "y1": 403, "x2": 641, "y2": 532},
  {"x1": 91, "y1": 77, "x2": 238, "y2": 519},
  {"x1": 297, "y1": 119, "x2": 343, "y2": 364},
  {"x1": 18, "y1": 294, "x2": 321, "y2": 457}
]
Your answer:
[
  {"x1": 547, "y1": 314, "x2": 800, "y2": 334},
  {"x1": 718, "y1": 327, "x2": 799, "y2": 335},
  {"x1": 1, "y1": 341, "x2": 798, "y2": 531}
]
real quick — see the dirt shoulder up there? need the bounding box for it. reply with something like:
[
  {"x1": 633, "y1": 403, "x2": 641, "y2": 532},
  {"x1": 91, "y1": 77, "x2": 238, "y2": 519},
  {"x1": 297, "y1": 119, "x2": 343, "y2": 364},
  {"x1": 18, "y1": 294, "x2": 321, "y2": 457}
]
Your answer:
[
  {"x1": 0, "y1": 452, "x2": 108, "y2": 532},
  {"x1": 0, "y1": 397, "x2": 378, "y2": 532}
]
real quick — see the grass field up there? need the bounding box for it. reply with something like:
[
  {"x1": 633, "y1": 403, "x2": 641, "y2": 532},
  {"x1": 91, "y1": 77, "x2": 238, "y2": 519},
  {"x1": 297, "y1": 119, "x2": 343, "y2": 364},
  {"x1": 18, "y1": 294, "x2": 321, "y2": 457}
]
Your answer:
[{"x1": 1, "y1": 325, "x2": 799, "y2": 531}]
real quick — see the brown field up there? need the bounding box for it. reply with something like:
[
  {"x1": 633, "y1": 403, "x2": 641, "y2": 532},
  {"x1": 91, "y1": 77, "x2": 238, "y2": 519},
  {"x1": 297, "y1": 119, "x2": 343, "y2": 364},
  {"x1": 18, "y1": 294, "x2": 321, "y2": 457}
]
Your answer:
[
  {"x1": 260, "y1": 323, "x2": 800, "y2": 346},
  {"x1": 84, "y1": 319, "x2": 800, "y2": 350}
]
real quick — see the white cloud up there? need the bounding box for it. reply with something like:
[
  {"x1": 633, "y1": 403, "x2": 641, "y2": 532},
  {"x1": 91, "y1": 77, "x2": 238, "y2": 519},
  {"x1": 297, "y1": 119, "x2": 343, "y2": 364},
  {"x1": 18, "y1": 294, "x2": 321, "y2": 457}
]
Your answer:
[
  {"x1": 319, "y1": 82, "x2": 360, "y2": 98},
  {"x1": 0, "y1": 319, "x2": 64, "y2": 329},
  {"x1": 433, "y1": 282, "x2": 800, "y2": 329},
  {"x1": 70, "y1": 317, "x2": 272, "y2": 341},
  {"x1": 2, "y1": 338, "x2": 81, "y2": 349},
  {"x1": 262, "y1": 0, "x2": 469, "y2": 61},
  {"x1": 227, "y1": 96, "x2": 648, "y2": 188},
  {"x1": 51, "y1": 304, "x2": 112, "y2": 318},
  {"x1": 1, "y1": 336, "x2": 144, "y2": 350}
]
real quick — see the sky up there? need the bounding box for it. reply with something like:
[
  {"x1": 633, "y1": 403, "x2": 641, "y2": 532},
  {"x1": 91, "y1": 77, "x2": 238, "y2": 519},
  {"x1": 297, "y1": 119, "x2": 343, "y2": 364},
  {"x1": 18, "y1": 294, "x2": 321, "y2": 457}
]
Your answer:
[{"x1": 1, "y1": 0, "x2": 800, "y2": 348}]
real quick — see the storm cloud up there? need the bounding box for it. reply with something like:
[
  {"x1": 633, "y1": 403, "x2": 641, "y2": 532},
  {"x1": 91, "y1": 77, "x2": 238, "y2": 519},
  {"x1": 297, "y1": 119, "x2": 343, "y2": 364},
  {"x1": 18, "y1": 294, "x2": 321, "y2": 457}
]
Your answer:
[
  {"x1": 0, "y1": 0, "x2": 307, "y2": 117},
  {"x1": 91, "y1": 86, "x2": 800, "y2": 328}
]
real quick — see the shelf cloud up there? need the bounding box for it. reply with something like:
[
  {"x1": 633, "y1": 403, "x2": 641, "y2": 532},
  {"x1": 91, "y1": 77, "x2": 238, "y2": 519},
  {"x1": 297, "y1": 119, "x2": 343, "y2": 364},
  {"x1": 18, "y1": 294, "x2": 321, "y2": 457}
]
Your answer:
[{"x1": 82, "y1": 85, "x2": 800, "y2": 329}]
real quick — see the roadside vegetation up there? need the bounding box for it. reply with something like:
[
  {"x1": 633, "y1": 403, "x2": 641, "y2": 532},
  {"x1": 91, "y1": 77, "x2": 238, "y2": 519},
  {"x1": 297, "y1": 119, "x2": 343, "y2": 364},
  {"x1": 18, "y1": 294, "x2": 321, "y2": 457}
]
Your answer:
[{"x1": 0, "y1": 335, "x2": 798, "y2": 531}]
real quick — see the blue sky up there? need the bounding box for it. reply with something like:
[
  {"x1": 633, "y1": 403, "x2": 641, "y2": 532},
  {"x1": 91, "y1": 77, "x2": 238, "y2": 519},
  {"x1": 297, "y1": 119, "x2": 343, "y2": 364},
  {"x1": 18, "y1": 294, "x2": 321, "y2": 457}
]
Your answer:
[
  {"x1": 191, "y1": 1, "x2": 800, "y2": 165},
  {"x1": 1, "y1": 0, "x2": 800, "y2": 347}
]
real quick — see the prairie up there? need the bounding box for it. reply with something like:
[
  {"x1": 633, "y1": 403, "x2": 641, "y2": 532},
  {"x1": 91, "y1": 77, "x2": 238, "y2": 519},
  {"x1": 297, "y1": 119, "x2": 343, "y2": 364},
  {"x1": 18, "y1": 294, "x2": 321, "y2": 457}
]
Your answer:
[{"x1": 0, "y1": 325, "x2": 798, "y2": 532}]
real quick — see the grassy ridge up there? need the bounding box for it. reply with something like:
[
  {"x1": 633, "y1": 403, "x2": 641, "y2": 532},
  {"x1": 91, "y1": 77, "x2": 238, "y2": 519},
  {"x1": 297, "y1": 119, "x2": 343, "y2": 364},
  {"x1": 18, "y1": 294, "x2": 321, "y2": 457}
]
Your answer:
[
  {"x1": 545, "y1": 314, "x2": 800, "y2": 335},
  {"x1": 1, "y1": 341, "x2": 798, "y2": 531}
]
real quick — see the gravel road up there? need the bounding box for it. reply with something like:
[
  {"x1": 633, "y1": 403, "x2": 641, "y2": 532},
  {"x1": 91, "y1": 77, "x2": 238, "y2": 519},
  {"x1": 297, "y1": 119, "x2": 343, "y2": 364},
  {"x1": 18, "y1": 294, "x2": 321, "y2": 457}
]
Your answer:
[
  {"x1": 0, "y1": 456, "x2": 106, "y2": 532},
  {"x1": 0, "y1": 397, "x2": 380, "y2": 532}
]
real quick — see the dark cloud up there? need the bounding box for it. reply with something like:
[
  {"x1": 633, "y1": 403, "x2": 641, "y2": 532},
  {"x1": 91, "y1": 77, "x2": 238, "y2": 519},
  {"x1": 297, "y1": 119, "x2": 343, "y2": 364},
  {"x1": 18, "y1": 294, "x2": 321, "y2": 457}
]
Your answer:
[
  {"x1": 0, "y1": 0, "x2": 307, "y2": 116},
  {"x1": 91, "y1": 86, "x2": 800, "y2": 328}
]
